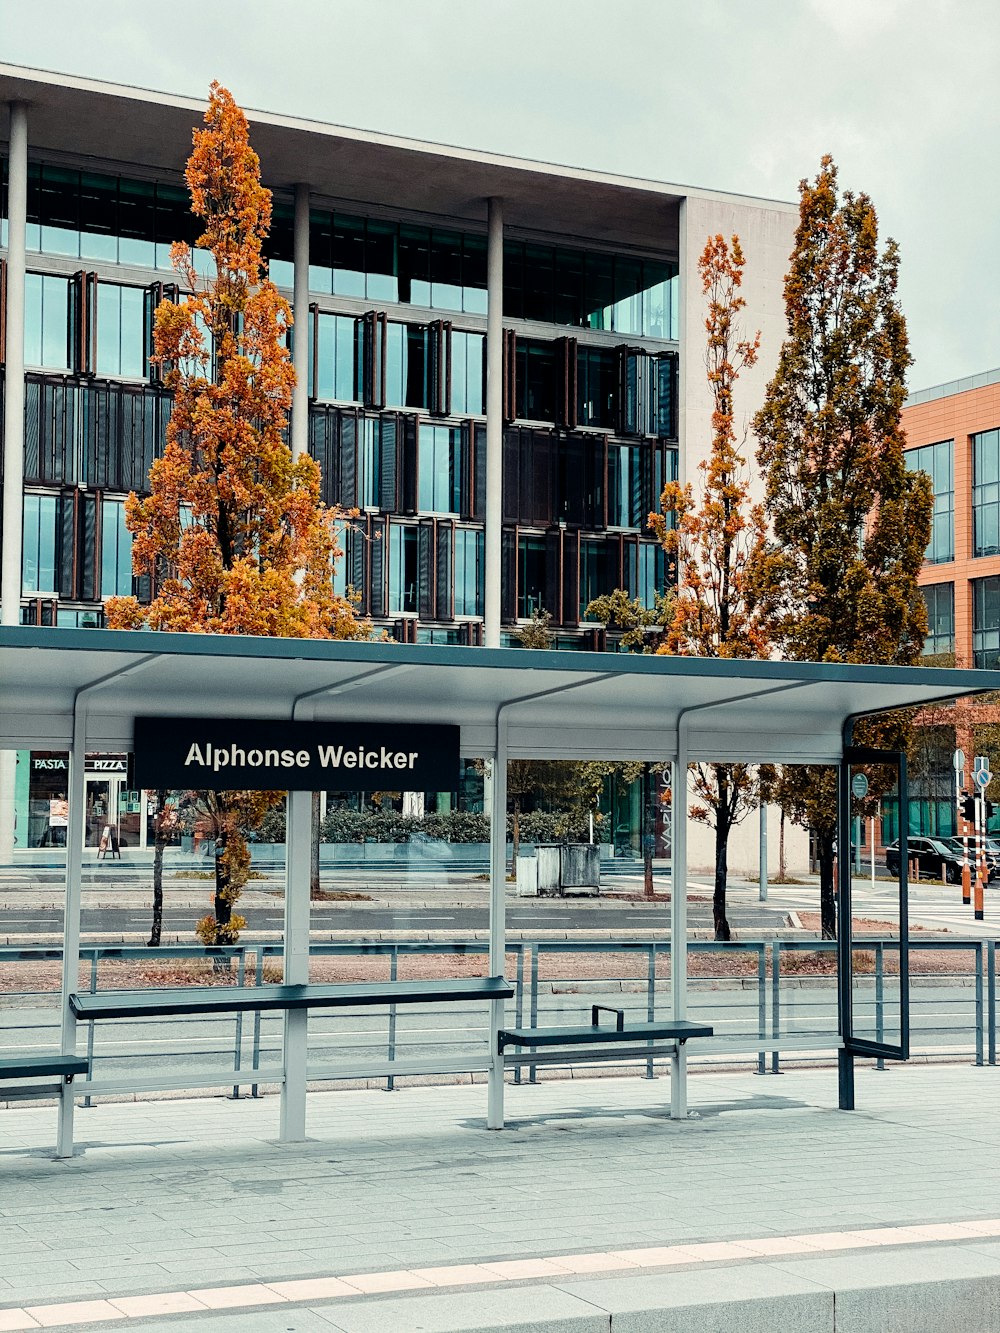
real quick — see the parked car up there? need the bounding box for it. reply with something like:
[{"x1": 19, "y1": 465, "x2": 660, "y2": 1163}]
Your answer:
[
  {"x1": 884, "y1": 836, "x2": 967, "y2": 883},
  {"x1": 943, "y1": 837, "x2": 1000, "y2": 881}
]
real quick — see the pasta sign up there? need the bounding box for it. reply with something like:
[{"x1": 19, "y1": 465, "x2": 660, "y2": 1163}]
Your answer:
[{"x1": 133, "y1": 718, "x2": 461, "y2": 791}]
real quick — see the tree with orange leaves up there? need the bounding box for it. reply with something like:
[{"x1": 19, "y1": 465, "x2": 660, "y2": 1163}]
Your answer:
[
  {"x1": 649, "y1": 234, "x2": 771, "y2": 939},
  {"x1": 106, "y1": 83, "x2": 369, "y2": 944}
]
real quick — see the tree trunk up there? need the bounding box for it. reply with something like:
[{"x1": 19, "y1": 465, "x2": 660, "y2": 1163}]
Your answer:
[
  {"x1": 310, "y1": 791, "x2": 322, "y2": 899},
  {"x1": 818, "y1": 829, "x2": 837, "y2": 939},
  {"x1": 713, "y1": 769, "x2": 732, "y2": 941},
  {"x1": 148, "y1": 792, "x2": 168, "y2": 948},
  {"x1": 214, "y1": 830, "x2": 232, "y2": 931},
  {"x1": 779, "y1": 809, "x2": 786, "y2": 880}
]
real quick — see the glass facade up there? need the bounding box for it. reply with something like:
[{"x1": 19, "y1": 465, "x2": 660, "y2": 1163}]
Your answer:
[
  {"x1": 517, "y1": 535, "x2": 546, "y2": 618},
  {"x1": 311, "y1": 313, "x2": 356, "y2": 402},
  {"x1": 921, "y1": 583, "x2": 955, "y2": 659},
  {"x1": 973, "y1": 576, "x2": 1000, "y2": 668},
  {"x1": 100, "y1": 499, "x2": 133, "y2": 597},
  {"x1": 22, "y1": 494, "x2": 58, "y2": 593},
  {"x1": 418, "y1": 424, "x2": 461, "y2": 514},
  {"x1": 451, "y1": 331, "x2": 485, "y2": 415},
  {"x1": 388, "y1": 523, "x2": 418, "y2": 613},
  {"x1": 907, "y1": 440, "x2": 954, "y2": 563},
  {"x1": 95, "y1": 282, "x2": 145, "y2": 379},
  {"x1": 577, "y1": 346, "x2": 616, "y2": 429},
  {"x1": 385, "y1": 322, "x2": 430, "y2": 410},
  {"x1": 24, "y1": 273, "x2": 70, "y2": 370},
  {"x1": 974, "y1": 429, "x2": 1000, "y2": 558},
  {"x1": 454, "y1": 528, "x2": 484, "y2": 616}
]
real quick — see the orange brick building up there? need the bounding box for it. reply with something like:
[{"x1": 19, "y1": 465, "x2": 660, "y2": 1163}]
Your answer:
[{"x1": 902, "y1": 368, "x2": 1000, "y2": 837}]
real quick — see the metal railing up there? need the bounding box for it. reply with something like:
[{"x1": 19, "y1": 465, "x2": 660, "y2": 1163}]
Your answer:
[{"x1": 0, "y1": 937, "x2": 996, "y2": 1099}]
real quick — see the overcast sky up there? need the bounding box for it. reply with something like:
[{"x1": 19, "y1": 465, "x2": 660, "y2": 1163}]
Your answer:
[{"x1": 2, "y1": 0, "x2": 996, "y2": 390}]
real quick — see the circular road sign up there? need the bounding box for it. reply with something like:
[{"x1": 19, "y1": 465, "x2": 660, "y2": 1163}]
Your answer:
[
  {"x1": 851, "y1": 773, "x2": 869, "y2": 799},
  {"x1": 975, "y1": 768, "x2": 992, "y2": 790}
]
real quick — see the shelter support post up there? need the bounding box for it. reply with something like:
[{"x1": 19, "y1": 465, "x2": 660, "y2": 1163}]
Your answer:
[
  {"x1": 56, "y1": 707, "x2": 87, "y2": 1157},
  {"x1": 280, "y1": 788, "x2": 311, "y2": 1141},
  {"x1": 487, "y1": 718, "x2": 509, "y2": 1128},
  {"x1": 837, "y1": 736, "x2": 855, "y2": 1109},
  {"x1": 670, "y1": 729, "x2": 689, "y2": 1119}
]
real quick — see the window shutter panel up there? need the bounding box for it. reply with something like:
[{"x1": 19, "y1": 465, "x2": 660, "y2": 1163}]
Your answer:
[
  {"x1": 459, "y1": 420, "x2": 473, "y2": 521},
  {"x1": 436, "y1": 519, "x2": 454, "y2": 621},
  {"x1": 473, "y1": 423, "x2": 487, "y2": 520},
  {"x1": 622, "y1": 533, "x2": 639, "y2": 598},
  {"x1": 545, "y1": 527, "x2": 562, "y2": 624},
  {"x1": 0, "y1": 258, "x2": 7, "y2": 364},
  {"x1": 655, "y1": 352, "x2": 677, "y2": 438},
  {"x1": 379, "y1": 412, "x2": 399, "y2": 512},
  {"x1": 502, "y1": 426, "x2": 519, "y2": 523},
  {"x1": 374, "y1": 312, "x2": 387, "y2": 409},
  {"x1": 502, "y1": 328, "x2": 517, "y2": 423},
  {"x1": 556, "y1": 337, "x2": 578, "y2": 429},
  {"x1": 562, "y1": 528, "x2": 580, "y2": 627},
  {"x1": 501, "y1": 526, "x2": 517, "y2": 624},
  {"x1": 368, "y1": 514, "x2": 387, "y2": 617},
  {"x1": 339, "y1": 408, "x2": 358, "y2": 509},
  {"x1": 79, "y1": 490, "x2": 100, "y2": 602},
  {"x1": 23, "y1": 376, "x2": 41, "y2": 483},
  {"x1": 428, "y1": 319, "x2": 452, "y2": 417},
  {"x1": 57, "y1": 489, "x2": 78, "y2": 599},
  {"x1": 70, "y1": 271, "x2": 98, "y2": 377},
  {"x1": 144, "y1": 282, "x2": 161, "y2": 383},
  {"x1": 401, "y1": 413, "x2": 419, "y2": 515},
  {"x1": 348, "y1": 520, "x2": 365, "y2": 608},
  {"x1": 417, "y1": 518, "x2": 435, "y2": 620}
]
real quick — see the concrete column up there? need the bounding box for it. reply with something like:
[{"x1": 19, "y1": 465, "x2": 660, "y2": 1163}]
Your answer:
[
  {"x1": 0, "y1": 103, "x2": 29, "y2": 865},
  {"x1": 483, "y1": 198, "x2": 504, "y2": 648},
  {"x1": 676, "y1": 196, "x2": 689, "y2": 495},
  {"x1": 279, "y1": 788, "x2": 311, "y2": 1141},
  {"x1": 291, "y1": 184, "x2": 310, "y2": 461},
  {"x1": 669, "y1": 732, "x2": 688, "y2": 1119},
  {"x1": 487, "y1": 734, "x2": 509, "y2": 1128},
  {"x1": 759, "y1": 800, "x2": 768, "y2": 902}
]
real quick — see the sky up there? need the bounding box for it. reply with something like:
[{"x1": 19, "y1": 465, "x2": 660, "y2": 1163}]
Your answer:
[{"x1": 2, "y1": 0, "x2": 997, "y2": 391}]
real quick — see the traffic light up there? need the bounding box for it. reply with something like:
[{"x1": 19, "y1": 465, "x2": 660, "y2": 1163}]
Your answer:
[{"x1": 961, "y1": 792, "x2": 976, "y2": 822}]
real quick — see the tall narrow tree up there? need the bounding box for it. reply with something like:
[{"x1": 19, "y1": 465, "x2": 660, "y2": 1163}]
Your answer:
[
  {"x1": 650, "y1": 234, "x2": 770, "y2": 940},
  {"x1": 106, "y1": 83, "x2": 368, "y2": 944},
  {"x1": 750, "y1": 156, "x2": 932, "y2": 937}
]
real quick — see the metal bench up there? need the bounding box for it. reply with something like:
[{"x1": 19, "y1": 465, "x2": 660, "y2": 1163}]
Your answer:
[
  {"x1": 70, "y1": 976, "x2": 513, "y2": 1021},
  {"x1": 498, "y1": 1006, "x2": 713, "y2": 1067}
]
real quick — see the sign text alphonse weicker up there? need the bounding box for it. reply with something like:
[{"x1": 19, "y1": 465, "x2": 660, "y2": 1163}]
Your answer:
[{"x1": 133, "y1": 718, "x2": 460, "y2": 792}]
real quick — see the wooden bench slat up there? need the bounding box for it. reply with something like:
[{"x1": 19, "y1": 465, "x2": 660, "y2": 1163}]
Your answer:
[
  {"x1": 498, "y1": 1020, "x2": 713, "y2": 1051},
  {"x1": 0, "y1": 1055, "x2": 89, "y2": 1080},
  {"x1": 70, "y1": 976, "x2": 513, "y2": 1021}
]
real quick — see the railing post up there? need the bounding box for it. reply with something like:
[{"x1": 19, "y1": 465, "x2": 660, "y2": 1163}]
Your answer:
[
  {"x1": 756, "y1": 944, "x2": 766, "y2": 1075},
  {"x1": 83, "y1": 950, "x2": 98, "y2": 1108},
  {"x1": 529, "y1": 943, "x2": 539, "y2": 1084},
  {"x1": 386, "y1": 947, "x2": 398, "y2": 1091},
  {"x1": 771, "y1": 941, "x2": 781, "y2": 1074},
  {"x1": 514, "y1": 944, "x2": 524, "y2": 1086},
  {"x1": 975, "y1": 941, "x2": 984, "y2": 1068},
  {"x1": 989, "y1": 939, "x2": 996, "y2": 1066},
  {"x1": 875, "y1": 943, "x2": 885, "y2": 1071},
  {"x1": 251, "y1": 946, "x2": 265, "y2": 1098},
  {"x1": 231, "y1": 947, "x2": 246, "y2": 1099},
  {"x1": 646, "y1": 944, "x2": 656, "y2": 1080}
]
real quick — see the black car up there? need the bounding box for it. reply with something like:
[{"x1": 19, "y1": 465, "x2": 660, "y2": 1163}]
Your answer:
[
  {"x1": 943, "y1": 837, "x2": 1000, "y2": 882},
  {"x1": 884, "y1": 836, "x2": 966, "y2": 883}
]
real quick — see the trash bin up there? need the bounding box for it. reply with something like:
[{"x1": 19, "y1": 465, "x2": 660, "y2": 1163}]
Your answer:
[
  {"x1": 516, "y1": 853, "x2": 539, "y2": 896},
  {"x1": 535, "y1": 843, "x2": 562, "y2": 895},
  {"x1": 560, "y1": 843, "x2": 601, "y2": 895}
]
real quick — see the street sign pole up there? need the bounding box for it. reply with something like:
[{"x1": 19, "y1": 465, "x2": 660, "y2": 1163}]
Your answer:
[
  {"x1": 973, "y1": 755, "x2": 992, "y2": 922},
  {"x1": 956, "y1": 749, "x2": 971, "y2": 905}
]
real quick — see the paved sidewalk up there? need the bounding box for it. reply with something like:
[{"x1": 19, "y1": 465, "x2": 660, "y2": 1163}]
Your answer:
[{"x1": 2, "y1": 1063, "x2": 1000, "y2": 1328}]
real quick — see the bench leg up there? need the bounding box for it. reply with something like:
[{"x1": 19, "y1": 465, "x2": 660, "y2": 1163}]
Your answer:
[
  {"x1": 487, "y1": 999, "x2": 505, "y2": 1129},
  {"x1": 56, "y1": 1077, "x2": 76, "y2": 1158},
  {"x1": 280, "y1": 1009, "x2": 309, "y2": 1143},
  {"x1": 669, "y1": 1043, "x2": 687, "y2": 1120}
]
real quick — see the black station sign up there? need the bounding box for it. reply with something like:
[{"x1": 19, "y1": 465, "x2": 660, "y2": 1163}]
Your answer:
[{"x1": 133, "y1": 718, "x2": 461, "y2": 792}]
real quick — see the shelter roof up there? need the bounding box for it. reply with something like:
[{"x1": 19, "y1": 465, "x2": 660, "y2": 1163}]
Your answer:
[{"x1": 0, "y1": 627, "x2": 992, "y2": 765}]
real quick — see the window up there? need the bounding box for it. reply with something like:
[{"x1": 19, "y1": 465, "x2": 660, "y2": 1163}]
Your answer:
[
  {"x1": 95, "y1": 283, "x2": 145, "y2": 378},
  {"x1": 974, "y1": 430, "x2": 1000, "y2": 558},
  {"x1": 579, "y1": 540, "x2": 609, "y2": 618},
  {"x1": 515, "y1": 339, "x2": 557, "y2": 422},
  {"x1": 385, "y1": 323, "x2": 429, "y2": 410},
  {"x1": 608, "y1": 444, "x2": 644, "y2": 528},
  {"x1": 906, "y1": 439, "x2": 954, "y2": 563},
  {"x1": 973, "y1": 577, "x2": 1000, "y2": 668},
  {"x1": 357, "y1": 418, "x2": 381, "y2": 509},
  {"x1": 921, "y1": 583, "x2": 954, "y2": 660},
  {"x1": 451, "y1": 331, "x2": 485, "y2": 415},
  {"x1": 637, "y1": 543, "x2": 667, "y2": 609},
  {"x1": 577, "y1": 346, "x2": 617, "y2": 429},
  {"x1": 22, "y1": 494, "x2": 58, "y2": 594},
  {"x1": 100, "y1": 500, "x2": 133, "y2": 597},
  {"x1": 454, "y1": 528, "x2": 484, "y2": 616},
  {"x1": 312, "y1": 313, "x2": 356, "y2": 402},
  {"x1": 388, "y1": 524, "x2": 418, "y2": 613},
  {"x1": 265, "y1": 201, "x2": 294, "y2": 288},
  {"x1": 517, "y1": 535, "x2": 546, "y2": 619},
  {"x1": 24, "y1": 273, "x2": 70, "y2": 370},
  {"x1": 419, "y1": 424, "x2": 462, "y2": 513}
]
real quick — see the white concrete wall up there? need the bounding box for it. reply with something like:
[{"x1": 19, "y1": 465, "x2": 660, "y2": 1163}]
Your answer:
[
  {"x1": 686, "y1": 800, "x2": 810, "y2": 878},
  {"x1": 678, "y1": 194, "x2": 797, "y2": 500}
]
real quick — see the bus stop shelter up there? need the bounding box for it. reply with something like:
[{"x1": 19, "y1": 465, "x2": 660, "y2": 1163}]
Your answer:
[{"x1": 1, "y1": 624, "x2": 996, "y2": 1158}]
